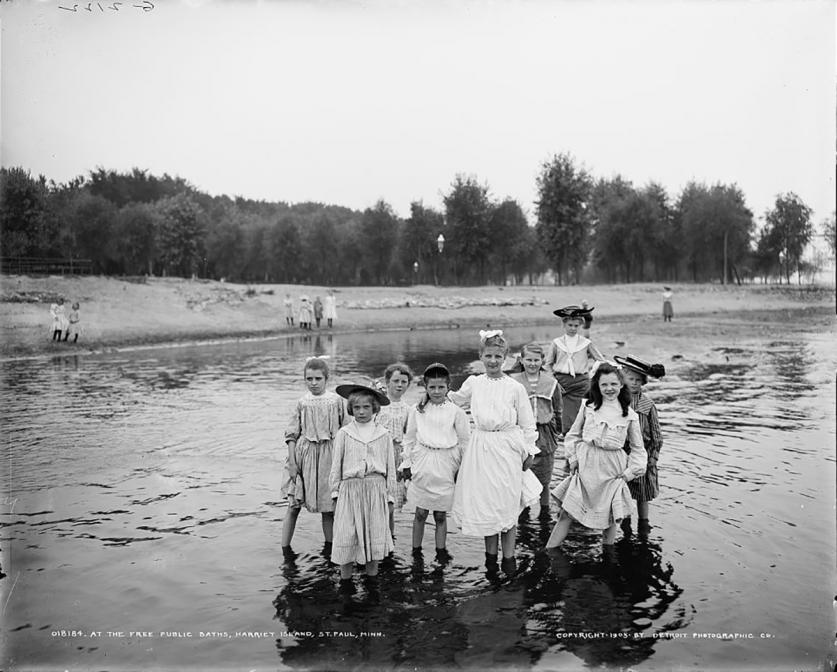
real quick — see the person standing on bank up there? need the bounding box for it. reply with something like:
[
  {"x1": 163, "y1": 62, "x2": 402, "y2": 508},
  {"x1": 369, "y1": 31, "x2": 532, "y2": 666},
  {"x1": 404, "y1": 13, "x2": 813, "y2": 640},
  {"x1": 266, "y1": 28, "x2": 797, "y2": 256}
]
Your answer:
[
  {"x1": 545, "y1": 305, "x2": 606, "y2": 433},
  {"x1": 662, "y1": 287, "x2": 674, "y2": 322},
  {"x1": 313, "y1": 296, "x2": 324, "y2": 329},
  {"x1": 324, "y1": 291, "x2": 337, "y2": 328},
  {"x1": 449, "y1": 330, "x2": 539, "y2": 575},
  {"x1": 284, "y1": 293, "x2": 295, "y2": 327},
  {"x1": 614, "y1": 355, "x2": 665, "y2": 536},
  {"x1": 50, "y1": 297, "x2": 68, "y2": 341}
]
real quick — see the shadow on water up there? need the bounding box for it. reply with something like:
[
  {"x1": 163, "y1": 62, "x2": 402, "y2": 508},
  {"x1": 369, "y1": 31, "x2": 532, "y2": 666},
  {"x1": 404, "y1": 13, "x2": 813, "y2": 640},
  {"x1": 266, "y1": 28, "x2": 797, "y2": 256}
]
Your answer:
[{"x1": 271, "y1": 512, "x2": 686, "y2": 671}]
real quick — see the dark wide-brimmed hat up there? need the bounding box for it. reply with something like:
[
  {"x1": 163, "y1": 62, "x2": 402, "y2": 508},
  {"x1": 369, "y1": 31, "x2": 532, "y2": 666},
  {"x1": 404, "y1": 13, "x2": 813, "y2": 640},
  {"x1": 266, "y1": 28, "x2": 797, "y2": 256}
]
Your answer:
[
  {"x1": 423, "y1": 362, "x2": 450, "y2": 378},
  {"x1": 613, "y1": 355, "x2": 666, "y2": 379},
  {"x1": 663, "y1": 286, "x2": 672, "y2": 291},
  {"x1": 335, "y1": 383, "x2": 391, "y2": 406},
  {"x1": 552, "y1": 304, "x2": 594, "y2": 319}
]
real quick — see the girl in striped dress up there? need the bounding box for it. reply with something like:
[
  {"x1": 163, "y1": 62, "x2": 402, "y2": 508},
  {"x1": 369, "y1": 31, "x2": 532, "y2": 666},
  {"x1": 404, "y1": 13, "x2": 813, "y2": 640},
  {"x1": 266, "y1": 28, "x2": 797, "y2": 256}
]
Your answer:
[
  {"x1": 614, "y1": 355, "x2": 665, "y2": 535},
  {"x1": 330, "y1": 384, "x2": 396, "y2": 591},
  {"x1": 375, "y1": 362, "x2": 414, "y2": 536},
  {"x1": 281, "y1": 358, "x2": 346, "y2": 558},
  {"x1": 400, "y1": 363, "x2": 470, "y2": 562}
]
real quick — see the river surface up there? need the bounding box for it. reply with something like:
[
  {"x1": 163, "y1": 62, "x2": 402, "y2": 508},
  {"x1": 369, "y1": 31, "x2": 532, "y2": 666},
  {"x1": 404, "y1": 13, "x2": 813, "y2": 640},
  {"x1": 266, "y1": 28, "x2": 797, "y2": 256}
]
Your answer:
[{"x1": 1, "y1": 324, "x2": 835, "y2": 671}]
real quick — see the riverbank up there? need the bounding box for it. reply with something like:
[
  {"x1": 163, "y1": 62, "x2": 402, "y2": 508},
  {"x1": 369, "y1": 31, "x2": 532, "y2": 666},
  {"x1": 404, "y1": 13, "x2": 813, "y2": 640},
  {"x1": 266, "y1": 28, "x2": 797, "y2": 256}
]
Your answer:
[{"x1": 0, "y1": 274, "x2": 833, "y2": 359}]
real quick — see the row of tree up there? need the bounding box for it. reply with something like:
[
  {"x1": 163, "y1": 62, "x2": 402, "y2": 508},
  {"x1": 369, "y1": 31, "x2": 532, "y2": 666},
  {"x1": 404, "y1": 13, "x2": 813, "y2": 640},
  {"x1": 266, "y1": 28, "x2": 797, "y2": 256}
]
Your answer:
[{"x1": 1, "y1": 158, "x2": 832, "y2": 285}]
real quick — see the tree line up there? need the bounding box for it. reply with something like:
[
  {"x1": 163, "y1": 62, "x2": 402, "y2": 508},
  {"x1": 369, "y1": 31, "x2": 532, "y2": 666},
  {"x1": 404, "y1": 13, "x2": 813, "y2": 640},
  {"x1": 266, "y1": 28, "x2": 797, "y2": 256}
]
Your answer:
[{"x1": 1, "y1": 157, "x2": 831, "y2": 285}]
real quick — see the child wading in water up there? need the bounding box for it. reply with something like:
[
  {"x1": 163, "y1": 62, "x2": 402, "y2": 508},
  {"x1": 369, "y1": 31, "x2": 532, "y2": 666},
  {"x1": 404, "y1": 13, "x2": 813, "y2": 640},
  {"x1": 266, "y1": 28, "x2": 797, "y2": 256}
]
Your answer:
[
  {"x1": 281, "y1": 358, "x2": 345, "y2": 559},
  {"x1": 330, "y1": 384, "x2": 396, "y2": 592},
  {"x1": 545, "y1": 305, "x2": 606, "y2": 434},
  {"x1": 508, "y1": 342, "x2": 564, "y2": 521},
  {"x1": 400, "y1": 363, "x2": 470, "y2": 563},
  {"x1": 450, "y1": 330, "x2": 539, "y2": 575},
  {"x1": 375, "y1": 362, "x2": 414, "y2": 538},
  {"x1": 546, "y1": 362, "x2": 646, "y2": 548},
  {"x1": 614, "y1": 355, "x2": 665, "y2": 536}
]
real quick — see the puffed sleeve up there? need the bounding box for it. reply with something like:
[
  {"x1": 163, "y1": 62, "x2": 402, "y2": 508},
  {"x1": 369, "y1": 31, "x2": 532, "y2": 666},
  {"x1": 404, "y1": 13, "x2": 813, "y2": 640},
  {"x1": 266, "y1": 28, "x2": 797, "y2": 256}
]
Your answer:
[
  {"x1": 623, "y1": 416, "x2": 647, "y2": 480},
  {"x1": 400, "y1": 407, "x2": 418, "y2": 470},
  {"x1": 452, "y1": 405, "x2": 471, "y2": 471},
  {"x1": 447, "y1": 375, "x2": 474, "y2": 408},
  {"x1": 513, "y1": 381, "x2": 539, "y2": 458},
  {"x1": 385, "y1": 434, "x2": 397, "y2": 504},
  {"x1": 544, "y1": 340, "x2": 558, "y2": 370},
  {"x1": 563, "y1": 404, "x2": 588, "y2": 469},
  {"x1": 329, "y1": 429, "x2": 346, "y2": 498},
  {"x1": 646, "y1": 404, "x2": 663, "y2": 463},
  {"x1": 284, "y1": 400, "x2": 302, "y2": 443}
]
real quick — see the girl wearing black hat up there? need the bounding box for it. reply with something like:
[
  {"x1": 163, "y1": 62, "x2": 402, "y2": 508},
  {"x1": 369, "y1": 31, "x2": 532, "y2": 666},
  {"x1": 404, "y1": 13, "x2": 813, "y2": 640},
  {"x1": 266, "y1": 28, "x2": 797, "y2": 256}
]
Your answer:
[
  {"x1": 330, "y1": 384, "x2": 397, "y2": 590},
  {"x1": 614, "y1": 355, "x2": 665, "y2": 535},
  {"x1": 545, "y1": 305, "x2": 606, "y2": 433}
]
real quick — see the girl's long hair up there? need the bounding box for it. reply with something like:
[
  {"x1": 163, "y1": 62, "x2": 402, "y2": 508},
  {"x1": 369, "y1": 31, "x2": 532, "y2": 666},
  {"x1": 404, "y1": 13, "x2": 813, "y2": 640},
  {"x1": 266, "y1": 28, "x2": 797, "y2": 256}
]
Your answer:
[{"x1": 587, "y1": 362, "x2": 631, "y2": 416}]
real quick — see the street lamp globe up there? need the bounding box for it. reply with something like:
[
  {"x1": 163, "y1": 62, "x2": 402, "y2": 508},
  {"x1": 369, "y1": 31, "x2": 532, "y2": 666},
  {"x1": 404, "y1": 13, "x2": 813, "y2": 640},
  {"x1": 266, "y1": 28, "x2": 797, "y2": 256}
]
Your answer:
[{"x1": 437, "y1": 234, "x2": 445, "y2": 253}]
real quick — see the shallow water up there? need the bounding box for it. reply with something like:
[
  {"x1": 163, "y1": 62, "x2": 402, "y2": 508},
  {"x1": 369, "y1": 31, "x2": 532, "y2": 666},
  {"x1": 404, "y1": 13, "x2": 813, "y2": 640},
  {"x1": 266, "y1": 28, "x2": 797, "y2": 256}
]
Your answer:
[{"x1": 1, "y1": 325, "x2": 835, "y2": 671}]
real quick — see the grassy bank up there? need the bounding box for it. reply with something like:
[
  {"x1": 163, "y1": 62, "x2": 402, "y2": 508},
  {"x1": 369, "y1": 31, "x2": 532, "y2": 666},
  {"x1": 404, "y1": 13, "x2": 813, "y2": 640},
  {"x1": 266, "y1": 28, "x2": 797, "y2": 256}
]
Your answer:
[{"x1": 0, "y1": 274, "x2": 833, "y2": 359}]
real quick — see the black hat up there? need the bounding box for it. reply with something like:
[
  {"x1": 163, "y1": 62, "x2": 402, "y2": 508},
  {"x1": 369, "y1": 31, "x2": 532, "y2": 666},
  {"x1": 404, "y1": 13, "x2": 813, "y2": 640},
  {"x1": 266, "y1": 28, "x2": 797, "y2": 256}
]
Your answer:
[
  {"x1": 663, "y1": 286, "x2": 672, "y2": 291},
  {"x1": 335, "y1": 383, "x2": 391, "y2": 406},
  {"x1": 552, "y1": 304, "x2": 594, "y2": 319},
  {"x1": 422, "y1": 362, "x2": 450, "y2": 378},
  {"x1": 613, "y1": 355, "x2": 665, "y2": 379}
]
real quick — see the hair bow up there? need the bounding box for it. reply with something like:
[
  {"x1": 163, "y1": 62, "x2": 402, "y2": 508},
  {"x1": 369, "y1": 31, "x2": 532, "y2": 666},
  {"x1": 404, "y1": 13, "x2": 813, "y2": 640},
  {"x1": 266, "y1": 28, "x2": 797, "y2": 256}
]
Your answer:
[
  {"x1": 478, "y1": 329, "x2": 504, "y2": 343},
  {"x1": 589, "y1": 359, "x2": 620, "y2": 378}
]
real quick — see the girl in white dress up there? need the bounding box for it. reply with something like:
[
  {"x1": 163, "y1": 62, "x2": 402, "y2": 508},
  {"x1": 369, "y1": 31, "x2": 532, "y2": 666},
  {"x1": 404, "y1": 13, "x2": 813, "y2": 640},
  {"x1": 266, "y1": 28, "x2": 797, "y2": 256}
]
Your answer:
[
  {"x1": 400, "y1": 363, "x2": 470, "y2": 562},
  {"x1": 323, "y1": 291, "x2": 338, "y2": 328},
  {"x1": 450, "y1": 331, "x2": 539, "y2": 574},
  {"x1": 330, "y1": 384, "x2": 396, "y2": 592},
  {"x1": 545, "y1": 362, "x2": 647, "y2": 548}
]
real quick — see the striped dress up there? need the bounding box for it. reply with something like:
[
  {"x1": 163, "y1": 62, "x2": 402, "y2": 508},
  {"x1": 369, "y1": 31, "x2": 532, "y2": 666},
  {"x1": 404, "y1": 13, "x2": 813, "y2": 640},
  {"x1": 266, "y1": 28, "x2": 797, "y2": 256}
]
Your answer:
[
  {"x1": 329, "y1": 421, "x2": 396, "y2": 565},
  {"x1": 627, "y1": 391, "x2": 663, "y2": 502}
]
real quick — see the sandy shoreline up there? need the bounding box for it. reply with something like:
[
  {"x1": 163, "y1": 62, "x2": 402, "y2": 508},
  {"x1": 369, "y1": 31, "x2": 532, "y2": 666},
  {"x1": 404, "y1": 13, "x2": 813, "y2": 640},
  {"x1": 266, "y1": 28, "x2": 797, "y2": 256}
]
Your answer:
[{"x1": 0, "y1": 274, "x2": 833, "y2": 360}]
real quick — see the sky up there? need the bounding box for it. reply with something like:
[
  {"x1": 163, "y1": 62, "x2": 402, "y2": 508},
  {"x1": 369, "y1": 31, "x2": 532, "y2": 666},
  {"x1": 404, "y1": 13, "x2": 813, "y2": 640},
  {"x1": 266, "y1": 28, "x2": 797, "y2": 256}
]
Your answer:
[{"x1": 2, "y1": 0, "x2": 835, "y2": 228}]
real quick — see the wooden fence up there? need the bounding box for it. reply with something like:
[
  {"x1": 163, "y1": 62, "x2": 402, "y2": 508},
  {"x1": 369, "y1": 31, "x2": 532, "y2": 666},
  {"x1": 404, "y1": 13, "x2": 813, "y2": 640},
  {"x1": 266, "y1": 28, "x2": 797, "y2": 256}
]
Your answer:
[{"x1": 0, "y1": 257, "x2": 93, "y2": 275}]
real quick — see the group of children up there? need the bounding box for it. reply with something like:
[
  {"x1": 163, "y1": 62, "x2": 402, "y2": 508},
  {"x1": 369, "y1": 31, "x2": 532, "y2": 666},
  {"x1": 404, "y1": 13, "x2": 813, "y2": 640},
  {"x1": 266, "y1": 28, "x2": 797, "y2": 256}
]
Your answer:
[
  {"x1": 279, "y1": 304, "x2": 665, "y2": 591},
  {"x1": 49, "y1": 298, "x2": 82, "y2": 343},
  {"x1": 284, "y1": 292, "x2": 337, "y2": 330}
]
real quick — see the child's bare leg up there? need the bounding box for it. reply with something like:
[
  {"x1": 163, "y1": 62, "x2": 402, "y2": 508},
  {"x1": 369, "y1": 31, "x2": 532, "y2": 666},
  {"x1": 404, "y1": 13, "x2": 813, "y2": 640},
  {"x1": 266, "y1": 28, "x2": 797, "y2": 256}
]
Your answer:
[
  {"x1": 500, "y1": 526, "x2": 517, "y2": 559},
  {"x1": 389, "y1": 507, "x2": 395, "y2": 537},
  {"x1": 365, "y1": 560, "x2": 379, "y2": 577},
  {"x1": 545, "y1": 510, "x2": 572, "y2": 548},
  {"x1": 637, "y1": 501, "x2": 649, "y2": 520},
  {"x1": 321, "y1": 511, "x2": 334, "y2": 543},
  {"x1": 484, "y1": 534, "x2": 499, "y2": 556},
  {"x1": 602, "y1": 521, "x2": 619, "y2": 545},
  {"x1": 339, "y1": 562, "x2": 353, "y2": 580},
  {"x1": 432, "y1": 511, "x2": 447, "y2": 549},
  {"x1": 412, "y1": 507, "x2": 429, "y2": 549},
  {"x1": 281, "y1": 502, "x2": 301, "y2": 547}
]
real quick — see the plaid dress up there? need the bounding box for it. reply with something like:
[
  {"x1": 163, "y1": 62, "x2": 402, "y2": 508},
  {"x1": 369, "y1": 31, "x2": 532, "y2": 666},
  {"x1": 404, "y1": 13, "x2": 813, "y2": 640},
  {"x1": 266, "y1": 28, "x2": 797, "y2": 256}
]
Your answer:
[{"x1": 627, "y1": 391, "x2": 663, "y2": 502}]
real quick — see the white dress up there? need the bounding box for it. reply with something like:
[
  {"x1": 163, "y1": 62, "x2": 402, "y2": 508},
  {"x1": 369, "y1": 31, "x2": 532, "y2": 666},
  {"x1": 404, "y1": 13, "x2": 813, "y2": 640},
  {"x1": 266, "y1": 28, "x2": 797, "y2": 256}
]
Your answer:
[
  {"x1": 551, "y1": 400, "x2": 647, "y2": 529},
  {"x1": 323, "y1": 295, "x2": 337, "y2": 320},
  {"x1": 400, "y1": 401, "x2": 470, "y2": 512},
  {"x1": 449, "y1": 375, "x2": 539, "y2": 536}
]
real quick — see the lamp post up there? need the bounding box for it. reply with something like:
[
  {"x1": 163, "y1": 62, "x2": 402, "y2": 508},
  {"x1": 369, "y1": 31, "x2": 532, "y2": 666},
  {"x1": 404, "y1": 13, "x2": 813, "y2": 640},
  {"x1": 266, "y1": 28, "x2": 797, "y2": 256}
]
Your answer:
[{"x1": 436, "y1": 234, "x2": 445, "y2": 286}]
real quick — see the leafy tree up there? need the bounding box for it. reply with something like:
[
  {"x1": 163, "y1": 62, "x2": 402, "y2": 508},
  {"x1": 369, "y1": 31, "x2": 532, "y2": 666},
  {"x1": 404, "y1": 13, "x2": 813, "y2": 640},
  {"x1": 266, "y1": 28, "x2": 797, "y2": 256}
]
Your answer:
[
  {"x1": 535, "y1": 153, "x2": 594, "y2": 284},
  {"x1": 114, "y1": 202, "x2": 158, "y2": 275},
  {"x1": 487, "y1": 199, "x2": 532, "y2": 284},
  {"x1": 204, "y1": 205, "x2": 248, "y2": 280},
  {"x1": 589, "y1": 176, "x2": 634, "y2": 282},
  {"x1": 399, "y1": 201, "x2": 445, "y2": 285},
  {"x1": 154, "y1": 194, "x2": 205, "y2": 277},
  {"x1": 88, "y1": 167, "x2": 192, "y2": 208},
  {"x1": 0, "y1": 167, "x2": 53, "y2": 257},
  {"x1": 823, "y1": 213, "x2": 836, "y2": 256},
  {"x1": 443, "y1": 175, "x2": 494, "y2": 284},
  {"x1": 358, "y1": 200, "x2": 399, "y2": 285},
  {"x1": 267, "y1": 215, "x2": 304, "y2": 283},
  {"x1": 764, "y1": 193, "x2": 813, "y2": 284}
]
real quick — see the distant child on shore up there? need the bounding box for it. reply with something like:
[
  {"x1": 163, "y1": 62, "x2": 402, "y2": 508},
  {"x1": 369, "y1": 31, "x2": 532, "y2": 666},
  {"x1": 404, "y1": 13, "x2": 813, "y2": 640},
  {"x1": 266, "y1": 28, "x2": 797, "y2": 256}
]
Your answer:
[
  {"x1": 450, "y1": 330, "x2": 539, "y2": 575},
  {"x1": 324, "y1": 291, "x2": 337, "y2": 328},
  {"x1": 313, "y1": 296, "x2": 324, "y2": 329},
  {"x1": 545, "y1": 305, "x2": 606, "y2": 434},
  {"x1": 662, "y1": 287, "x2": 674, "y2": 322},
  {"x1": 614, "y1": 355, "x2": 665, "y2": 535},
  {"x1": 65, "y1": 302, "x2": 81, "y2": 343},
  {"x1": 281, "y1": 357, "x2": 345, "y2": 559},
  {"x1": 330, "y1": 384, "x2": 396, "y2": 592},
  {"x1": 284, "y1": 294, "x2": 295, "y2": 327},
  {"x1": 546, "y1": 362, "x2": 646, "y2": 548},
  {"x1": 298, "y1": 296, "x2": 313, "y2": 331},
  {"x1": 400, "y1": 363, "x2": 469, "y2": 563},
  {"x1": 375, "y1": 362, "x2": 414, "y2": 537},
  {"x1": 508, "y1": 342, "x2": 564, "y2": 520},
  {"x1": 50, "y1": 298, "x2": 68, "y2": 341}
]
